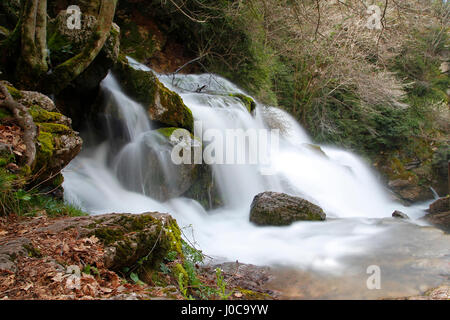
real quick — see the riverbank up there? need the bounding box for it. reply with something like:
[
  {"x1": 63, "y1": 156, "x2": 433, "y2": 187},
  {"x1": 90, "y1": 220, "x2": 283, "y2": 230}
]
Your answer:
[{"x1": 1, "y1": 212, "x2": 448, "y2": 300}]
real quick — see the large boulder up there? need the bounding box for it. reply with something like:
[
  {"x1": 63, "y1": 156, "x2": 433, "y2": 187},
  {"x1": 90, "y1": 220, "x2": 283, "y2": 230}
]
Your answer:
[
  {"x1": 113, "y1": 57, "x2": 194, "y2": 132},
  {"x1": 249, "y1": 192, "x2": 326, "y2": 226},
  {"x1": 388, "y1": 178, "x2": 432, "y2": 203},
  {"x1": 424, "y1": 196, "x2": 450, "y2": 232},
  {"x1": 34, "y1": 212, "x2": 183, "y2": 273},
  {"x1": 114, "y1": 127, "x2": 199, "y2": 201}
]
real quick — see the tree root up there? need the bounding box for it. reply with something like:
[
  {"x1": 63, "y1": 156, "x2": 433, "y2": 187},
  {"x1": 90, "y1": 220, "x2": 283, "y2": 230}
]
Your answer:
[{"x1": 0, "y1": 83, "x2": 37, "y2": 167}]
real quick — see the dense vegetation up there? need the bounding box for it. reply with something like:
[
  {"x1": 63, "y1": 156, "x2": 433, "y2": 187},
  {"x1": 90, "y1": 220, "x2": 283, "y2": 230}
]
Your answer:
[{"x1": 147, "y1": 0, "x2": 449, "y2": 158}]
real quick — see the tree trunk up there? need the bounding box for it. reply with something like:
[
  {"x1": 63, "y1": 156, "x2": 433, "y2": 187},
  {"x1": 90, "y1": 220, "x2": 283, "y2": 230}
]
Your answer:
[
  {"x1": 16, "y1": 0, "x2": 48, "y2": 86},
  {"x1": 43, "y1": 0, "x2": 117, "y2": 94}
]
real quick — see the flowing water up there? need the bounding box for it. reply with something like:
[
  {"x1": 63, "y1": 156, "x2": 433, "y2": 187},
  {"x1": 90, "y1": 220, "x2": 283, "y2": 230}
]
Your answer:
[{"x1": 63, "y1": 58, "x2": 449, "y2": 299}]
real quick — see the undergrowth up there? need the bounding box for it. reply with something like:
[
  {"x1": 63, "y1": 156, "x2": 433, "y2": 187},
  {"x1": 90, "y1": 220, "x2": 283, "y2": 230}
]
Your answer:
[{"x1": 0, "y1": 168, "x2": 86, "y2": 218}]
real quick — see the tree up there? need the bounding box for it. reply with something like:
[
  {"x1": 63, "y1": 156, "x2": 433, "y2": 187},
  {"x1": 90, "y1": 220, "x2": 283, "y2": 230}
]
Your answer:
[{"x1": 1, "y1": 0, "x2": 118, "y2": 94}]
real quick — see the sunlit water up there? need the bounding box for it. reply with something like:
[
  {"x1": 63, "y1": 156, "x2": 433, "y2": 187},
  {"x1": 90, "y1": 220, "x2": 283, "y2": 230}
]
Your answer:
[{"x1": 63, "y1": 57, "x2": 449, "y2": 298}]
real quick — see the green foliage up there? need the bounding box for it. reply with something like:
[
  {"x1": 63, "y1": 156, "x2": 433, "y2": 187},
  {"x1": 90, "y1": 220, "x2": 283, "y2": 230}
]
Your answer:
[
  {"x1": 215, "y1": 268, "x2": 233, "y2": 300},
  {"x1": 130, "y1": 272, "x2": 146, "y2": 286},
  {"x1": 0, "y1": 168, "x2": 86, "y2": 217}
]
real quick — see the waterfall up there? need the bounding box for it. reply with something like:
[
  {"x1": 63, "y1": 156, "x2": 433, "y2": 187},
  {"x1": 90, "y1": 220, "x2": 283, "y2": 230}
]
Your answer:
[{"x1": 62, "y1": 59, "x2": 445, "y2": 273}]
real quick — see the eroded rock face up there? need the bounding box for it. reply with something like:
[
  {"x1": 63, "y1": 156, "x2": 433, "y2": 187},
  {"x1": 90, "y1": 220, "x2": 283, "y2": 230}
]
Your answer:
[
  {"x1": 249, "y1": 192, "x2": 326, "y2": 226},
  {"x1": 113, "y1": 57, "x2": 194, "y2": 132},
  {"x1": 388, "y1": 179, "x2": 432, "y2": 203},
  {"x1": 424, "y1": 196, "x2": 450, "y2": 232}
]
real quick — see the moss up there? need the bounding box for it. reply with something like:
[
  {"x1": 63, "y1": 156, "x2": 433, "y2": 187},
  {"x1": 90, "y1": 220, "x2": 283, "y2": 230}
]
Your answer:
[
  {"x1": 236, "y1": 288, "x2": 272, "y2": 300},
  {"x1": 172, "y1": 262, "x2": 189, "y2": 288},
  {"x1": 166, "y1": 219, "x2": 183, "y2": 257},
  {"x1": 29, "y1": 105, "x2": 62, "y2": 122},
  {"x1": 229, "y1": 93, "x2": 256, "y2": 112},
  {"x1": 23, "y1": 244, "x2": 43, "y2": 258},
  {"x1": 37, "y1": 123, "x2": 70, "y2": 134},
  {"x1": 156, "y1": 82, "x2": 194, "y2": 132},
  {"x1": 113, "y1": 58, "x2": 194, "y2": 133},
  {"x1": 36, "y1": 131, "x2": 54, "y2": 166},
  {"x1": 36, "y1": 131, "x2": 54, "y2": 160},
  {"x1": 93, "y1": 227, "x2": 125, "y2": 245},
  {"x1": 6, "y1": 85, "x2": 22, "y2": 99},
  {"x1": 115, "y1": 214, "x2": 158, "y2": 232}
]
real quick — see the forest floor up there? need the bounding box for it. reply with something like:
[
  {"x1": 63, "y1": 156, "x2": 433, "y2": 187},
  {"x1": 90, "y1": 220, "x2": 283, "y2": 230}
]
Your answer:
[
  {"x1": 0, "y1": 214, "x2": 447, "y2": 300},
  {"x1": 0, "y1": 214, "x2": 278, "y2": 300}
]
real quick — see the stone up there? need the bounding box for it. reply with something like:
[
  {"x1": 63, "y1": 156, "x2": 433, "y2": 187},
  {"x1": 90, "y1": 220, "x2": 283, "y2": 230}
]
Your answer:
[
  {"x1": 249, "y1": 192, "x2": 326, "y2": 226},
  {"x1": 424, "y1": 196, "x2": 450, "y2": 232},
  {"x1": 392, "y1": 210, "x2": 410, "y2": 219},
  {"x1": 113, "y1": 56, "x2": 194, "y2": 132}
]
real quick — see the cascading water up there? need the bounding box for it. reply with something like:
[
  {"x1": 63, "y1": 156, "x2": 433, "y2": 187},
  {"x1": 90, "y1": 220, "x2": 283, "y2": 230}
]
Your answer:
[{"x1": 63, "y1": 58, "x2": 449, "y2": 298}]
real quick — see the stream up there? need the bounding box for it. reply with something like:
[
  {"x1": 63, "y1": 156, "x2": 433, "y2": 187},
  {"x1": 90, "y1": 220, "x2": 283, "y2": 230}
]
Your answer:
[{"x1": 62, "y1": 57, "x2": 449, "y2": 299}]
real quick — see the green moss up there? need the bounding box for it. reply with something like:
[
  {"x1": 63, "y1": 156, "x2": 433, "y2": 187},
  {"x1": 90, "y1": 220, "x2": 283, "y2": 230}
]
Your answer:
[
  {"x1": 23, "y1": 244, "x2": 43, "y2": 258},
  {"x1": 37, "y1": 131, "x2": 54, "y2": 159},
  {"x1": 113, "y1": 58, "x2": 194, "y2": 133},
  {"x1": 38, "y1": 123, "x2": 70, "y2": 134},
  {"x1": 236, "y1": 288, "x2": 271, "y2": 300},
  {"x1": 6, "y1": 85, "x2": 22, "y2": 99},
  {"x1": 166, "y1": 219, "x2": 183, "y2": 256},
  {"x1": 229, "y1": 93, "x2": 256, "y2": 112},
  {"x1": 172, "y1": 263, "x2": 189, "y2": 288},
  {"x1": 94, "y1": 227, "x2": 125, "y2": 245},
  {"x1": 29, "y1": 105, "x2": 62, "y2": 122}
]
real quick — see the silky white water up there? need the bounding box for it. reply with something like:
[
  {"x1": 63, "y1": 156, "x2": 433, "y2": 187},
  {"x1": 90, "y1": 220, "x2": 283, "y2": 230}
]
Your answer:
[{"x1": 63, "y1": 58, "x2": 449, "y2": 289}]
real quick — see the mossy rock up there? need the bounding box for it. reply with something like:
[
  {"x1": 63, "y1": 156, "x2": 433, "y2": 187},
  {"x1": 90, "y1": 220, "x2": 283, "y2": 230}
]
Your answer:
[
  {"x1": 229, "y1": 93, "x2": 256, "y2": 113},
  {"x1": 88, "y1": 213, "x2": 184, "y2": 275},
  {"x1": 250, "y1": 192, "x2": 326, "y2": 226},
  {"x1": 114, "y1": 128, "x2": 198, "y2": 201},
  {"x1": 113, "y1": 57, "x2": 194, "y2": 133},
  {"x1": 1, "y1": 84, "x2": 82, "y2": 186}
]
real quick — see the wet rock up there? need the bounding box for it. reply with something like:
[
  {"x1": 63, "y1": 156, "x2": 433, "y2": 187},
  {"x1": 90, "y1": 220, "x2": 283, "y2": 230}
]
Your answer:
[
  {"x1": 113, "y1": 56, "x2": 194, "y2": 132},
  {"x1": 183, "y1": 163, "x2": 223, "y2": 210},
  {"x1": 388, "y1": 179, "x2": 432, "y2": 203},
  {"x1": 249, "y1": 192, "x2": 326, "y2": 226},
  {"x1": 424, "y1": 196, "x2": 450, "y2": 232},
  {"x1": 429, "y1": 196, "x2": 450, "y2": 214},
  {"x1": 392, "y1": 210, "x2": 410, "y2": 219},
  {"x1": 113, "y1": 128, "x2": 200, "y2": 201}
]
